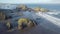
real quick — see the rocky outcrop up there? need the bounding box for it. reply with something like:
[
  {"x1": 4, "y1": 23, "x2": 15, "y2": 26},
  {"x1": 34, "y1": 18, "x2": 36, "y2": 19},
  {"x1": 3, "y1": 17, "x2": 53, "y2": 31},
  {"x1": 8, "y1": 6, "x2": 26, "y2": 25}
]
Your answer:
[
  {"x1": 0, "y1": 12, "x2": 5, "y2": 21},
  {"x1": 16, "y1": 5, "x2": 28, "y2": 11},
  {"x1": 18, "y1": 18, "x2": 37, "y2": 30},
  {"x1": 33, "y1": 7, "x2": 41, "y2": 12},
  {"x1": 40, "y1": 8, "x2": 48, "y2": 12}
]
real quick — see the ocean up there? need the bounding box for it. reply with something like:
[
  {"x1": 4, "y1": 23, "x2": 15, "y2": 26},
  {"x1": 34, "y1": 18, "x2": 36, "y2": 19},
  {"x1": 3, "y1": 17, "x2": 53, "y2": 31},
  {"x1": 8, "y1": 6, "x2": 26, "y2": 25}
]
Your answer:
[
  {"x1": 26, "y1": 4, "x2": 60, "y2": 11},
  {"x1": 0, "y1": 4, "x2": 60, "y2": 11}
]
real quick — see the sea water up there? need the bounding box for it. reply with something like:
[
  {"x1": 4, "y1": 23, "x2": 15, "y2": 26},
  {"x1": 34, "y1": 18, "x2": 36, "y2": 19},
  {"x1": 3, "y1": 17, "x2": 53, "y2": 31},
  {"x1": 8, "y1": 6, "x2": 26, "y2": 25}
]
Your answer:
[{"x1": 26, "y1": 4, "x2": 60, "y2": 11}]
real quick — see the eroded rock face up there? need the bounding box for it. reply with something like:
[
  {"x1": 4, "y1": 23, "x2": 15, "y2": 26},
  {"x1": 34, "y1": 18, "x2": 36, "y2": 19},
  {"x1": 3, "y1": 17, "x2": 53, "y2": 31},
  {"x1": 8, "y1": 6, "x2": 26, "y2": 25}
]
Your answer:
[
  {"x1": 0, "y1": 12, "x2": 5, "y2": 21},
  {"x1": 40, "y1": 8, "x2": 48, "y2": 12},
  {"x1": 32, "y1": 7, "x2": 48, "y2": 12},
  {"x1": 33, "y1": 7, "x2": 41, "y2": 12},
  {"x1": 6, "y1": 21, "x2": 11, "y2": 30},
  {"x1": 4, "y1": 18, "x2": 37, "y2": 32},
  {"x1": 16, "y1": 5, "x2": 28, "y2": 11},
  {"x1": 18, "y1": 18, "x2": 37, "y2": 30},
  {"x1": 5, "y1": 21, "x2": 14, "y2": 32}
]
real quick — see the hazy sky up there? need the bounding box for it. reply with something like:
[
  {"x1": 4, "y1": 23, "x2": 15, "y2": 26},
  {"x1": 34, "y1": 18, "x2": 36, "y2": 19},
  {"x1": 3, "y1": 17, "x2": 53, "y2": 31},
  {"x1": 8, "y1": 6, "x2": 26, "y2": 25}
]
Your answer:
[{"x1": 0, "y1": 0, "x2": 60, "y2": 4}]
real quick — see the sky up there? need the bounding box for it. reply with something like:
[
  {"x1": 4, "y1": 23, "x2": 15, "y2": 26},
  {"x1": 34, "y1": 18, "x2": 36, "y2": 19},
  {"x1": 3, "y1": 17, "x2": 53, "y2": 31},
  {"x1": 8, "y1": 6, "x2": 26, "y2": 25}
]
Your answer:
[{"x1": 0, "y1": 0, "x2": 60, "y2": 4}]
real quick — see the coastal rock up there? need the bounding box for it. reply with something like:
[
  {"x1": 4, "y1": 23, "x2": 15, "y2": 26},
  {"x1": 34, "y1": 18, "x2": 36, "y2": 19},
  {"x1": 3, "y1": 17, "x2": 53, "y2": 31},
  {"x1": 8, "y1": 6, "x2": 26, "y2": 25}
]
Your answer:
[
  {"x1": 33, "y1": 7, "x2": 41, "y2": 12},
  {"x1": 0, "y1": 12, "x2": 5, "y2": 21},
  {"x1": 18, "y1": 18, "x2": 36, "y2": 30},
  {"x1": 16, "y1": 5, "x2": 28, "y2": 11}
]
